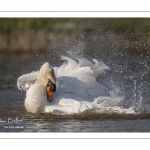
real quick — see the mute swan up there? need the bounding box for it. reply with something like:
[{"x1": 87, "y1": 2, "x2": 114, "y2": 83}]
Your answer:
[
  {"x1": 17, "y1": 56, "x2": 125, "y2": 114},
  {"x1": 24, "y1": 62, "x2": 56, "y2": 114}
]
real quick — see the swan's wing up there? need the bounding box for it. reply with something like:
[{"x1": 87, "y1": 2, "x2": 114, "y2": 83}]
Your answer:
[{"x1": 17, "y1": 71, "x2": 39, "y2": 91}]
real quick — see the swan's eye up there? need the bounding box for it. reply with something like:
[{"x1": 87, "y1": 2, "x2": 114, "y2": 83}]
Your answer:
[{"x1": 46, "y1": 79, "x2": 52, "y2": 86}]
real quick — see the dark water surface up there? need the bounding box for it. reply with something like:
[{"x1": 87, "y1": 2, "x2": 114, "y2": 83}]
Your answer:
[{"x1": 0, "y1": 50, "x2": 149, "y2": 132}]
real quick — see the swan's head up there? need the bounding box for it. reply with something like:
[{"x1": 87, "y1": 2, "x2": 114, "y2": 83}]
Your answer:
[{"x1": 37, "y1": 62, "x2": 56, "y2": 102}]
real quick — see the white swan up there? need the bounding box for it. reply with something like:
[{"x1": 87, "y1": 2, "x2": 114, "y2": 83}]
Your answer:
[
  {"x1": 17, "y1": 56, "x2": 126, "y2": 114},
  {"x1": 24, "y1": 62, "x2": 56, "y2": 114}
]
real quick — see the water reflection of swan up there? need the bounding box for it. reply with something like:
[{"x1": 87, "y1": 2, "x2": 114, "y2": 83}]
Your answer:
[{"x1": 17, "y1": 56, "x2": 124, "y2": 114}]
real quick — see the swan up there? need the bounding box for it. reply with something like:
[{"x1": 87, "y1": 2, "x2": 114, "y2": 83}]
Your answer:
[
  {"x1": 17, "y1": 56, "x2": 125, "y2": 114},
  {"x1": 24, "y1": 62, "x2": 56, "y2": 114}
]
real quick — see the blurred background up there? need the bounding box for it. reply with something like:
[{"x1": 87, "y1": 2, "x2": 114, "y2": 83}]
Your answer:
[{"x1": 0, "y1": 18, "x2": 150, "y2": 54}]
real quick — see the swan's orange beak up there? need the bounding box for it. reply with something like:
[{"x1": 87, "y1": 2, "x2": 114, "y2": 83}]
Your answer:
[{"x1": 46, "y1": 85, "x2": 52, "y2": 102}]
